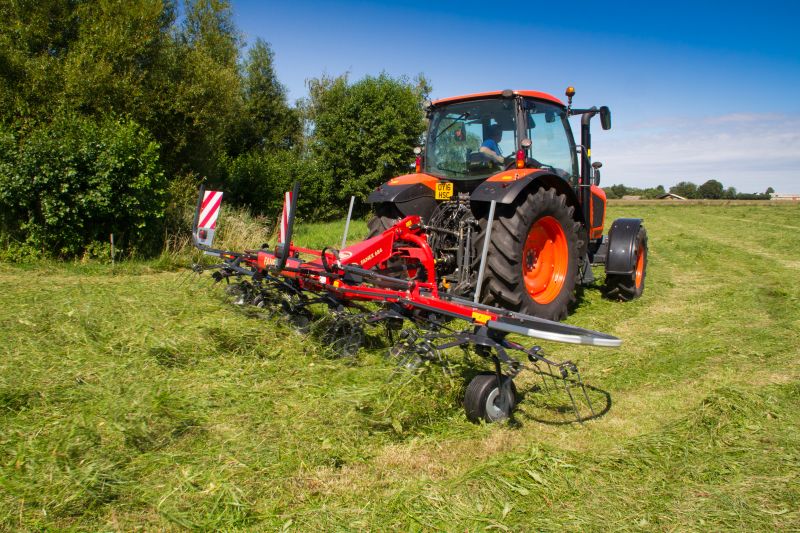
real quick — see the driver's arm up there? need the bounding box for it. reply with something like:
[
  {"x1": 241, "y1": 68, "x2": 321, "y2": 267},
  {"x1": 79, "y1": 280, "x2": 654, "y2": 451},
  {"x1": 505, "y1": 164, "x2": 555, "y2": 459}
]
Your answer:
[{"x1": 479, "y1": 146, "x2": 504, "y2": 164}]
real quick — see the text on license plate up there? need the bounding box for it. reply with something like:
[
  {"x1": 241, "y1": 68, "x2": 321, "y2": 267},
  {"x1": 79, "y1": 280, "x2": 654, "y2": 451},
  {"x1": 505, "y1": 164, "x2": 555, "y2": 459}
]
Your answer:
[{"x1": 435, "y1": 182, "x2": 453, "y2": 200}]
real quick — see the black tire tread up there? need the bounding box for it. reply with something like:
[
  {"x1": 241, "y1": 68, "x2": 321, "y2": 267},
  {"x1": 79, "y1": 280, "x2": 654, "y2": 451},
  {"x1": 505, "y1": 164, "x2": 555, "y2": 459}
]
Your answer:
[
  {"x1": 605, "y1": 225, "x2": 648, "y2": 301},
  {"x1": 367, "y1": 203, "x2": 403, "y2": 239},
  {"x1": 464, "y1": 372, "x2": 518, "y2": 423}
]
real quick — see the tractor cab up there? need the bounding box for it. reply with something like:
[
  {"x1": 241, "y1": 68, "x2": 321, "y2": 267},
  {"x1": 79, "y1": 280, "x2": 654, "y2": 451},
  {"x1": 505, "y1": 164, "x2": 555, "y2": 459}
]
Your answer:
[{"x1": 423, "y1": 91, "x2": 578, "y2": 187}]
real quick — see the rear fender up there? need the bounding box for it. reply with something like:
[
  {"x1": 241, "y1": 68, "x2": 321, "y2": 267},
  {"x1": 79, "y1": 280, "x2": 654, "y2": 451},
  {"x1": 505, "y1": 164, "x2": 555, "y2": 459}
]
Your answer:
[
  {"x1": 605, "y1": 218, "x2": 644, "y2": 275},
  {"x1": 470, "y1": 170, "x2": 585, "y2": 225}
]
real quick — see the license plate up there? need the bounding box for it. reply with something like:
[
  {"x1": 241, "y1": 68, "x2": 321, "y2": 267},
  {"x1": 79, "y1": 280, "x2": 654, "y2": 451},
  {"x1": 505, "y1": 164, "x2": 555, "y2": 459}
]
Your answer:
[{"x1": 435, "y1": 182, "x2": 453, "y2": 200}]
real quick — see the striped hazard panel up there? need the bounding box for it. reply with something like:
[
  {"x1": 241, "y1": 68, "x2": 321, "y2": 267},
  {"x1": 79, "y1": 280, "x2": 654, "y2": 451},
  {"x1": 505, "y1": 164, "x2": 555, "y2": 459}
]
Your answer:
[
  {"x1": 196, "y1": 190, "x2": 222, "y2": 249},
  {"x1": 199, "y1": 190, "x2": 222, "y2": 230}
]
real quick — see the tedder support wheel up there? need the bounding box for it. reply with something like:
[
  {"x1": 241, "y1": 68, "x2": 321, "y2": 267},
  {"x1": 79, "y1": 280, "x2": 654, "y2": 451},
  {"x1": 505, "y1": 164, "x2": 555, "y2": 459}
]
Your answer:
[
  {"x1": 464, "y1": 372, "x2": 518, "y2": 423},
  {"x1": 606, "y1": 225, "x2": 648, "y2": 301},
  {"x1": 474, "y1": 187, "x2": 582, "y2": 322}
]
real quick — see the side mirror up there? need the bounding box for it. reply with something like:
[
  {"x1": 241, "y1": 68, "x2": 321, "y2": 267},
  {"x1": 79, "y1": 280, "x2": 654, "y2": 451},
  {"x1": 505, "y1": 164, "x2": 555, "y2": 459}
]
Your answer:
[
  {"x1": 599, "y1": 106, "x2": 611, "y2": 130},
  {"x1": 592, "y1": 161, "x2": 603, "y2": 186}
]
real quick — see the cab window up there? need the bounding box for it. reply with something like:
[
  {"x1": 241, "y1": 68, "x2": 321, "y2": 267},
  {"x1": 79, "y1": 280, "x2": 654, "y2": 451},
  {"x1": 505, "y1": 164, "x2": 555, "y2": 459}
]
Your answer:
[{"x1": 523, "y1": 99, "x2": 577, "y2": 179}]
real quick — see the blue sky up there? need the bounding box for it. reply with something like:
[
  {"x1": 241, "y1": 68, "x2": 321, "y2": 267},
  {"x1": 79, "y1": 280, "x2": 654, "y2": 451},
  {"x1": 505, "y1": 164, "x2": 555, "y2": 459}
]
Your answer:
[{"x1": 233, "y1": 0, "x2": 800, "y2": 192}]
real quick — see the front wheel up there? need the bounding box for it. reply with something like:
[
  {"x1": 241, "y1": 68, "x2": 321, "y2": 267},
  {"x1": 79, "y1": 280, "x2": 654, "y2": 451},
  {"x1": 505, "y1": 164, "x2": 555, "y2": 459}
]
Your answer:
[{"x1": 464, "y1": 372, "x2": 518, "y2": 423}]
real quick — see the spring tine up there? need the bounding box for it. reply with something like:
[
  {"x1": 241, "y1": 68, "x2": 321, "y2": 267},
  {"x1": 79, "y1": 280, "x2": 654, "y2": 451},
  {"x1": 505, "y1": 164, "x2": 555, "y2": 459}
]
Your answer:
[
  {"x1": 535, "y1": 362, "x2": 551, "y2": 393},
  {"x1": 186, "y1": 273, "x2": 208, "y2": 294},
  {"x1": 175, "y1": 269, "x2": 194, "y2": 289},
  {"x1": 563, "y1": 380, "x2": 583, "y2": 424},
  {"x1": 548, "y1": 362, "x2": 560, "y2": 390},
  {"x1": 574, "y1": 369, "x2": 596, "y2": 417}
]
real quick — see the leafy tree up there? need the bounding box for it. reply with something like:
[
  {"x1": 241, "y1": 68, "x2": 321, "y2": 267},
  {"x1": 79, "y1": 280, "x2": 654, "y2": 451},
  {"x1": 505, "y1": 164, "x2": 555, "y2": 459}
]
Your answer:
[
  {"x1": 0, "y1": 0, "x2": 434, "y2": 255},
  {"x1": 605, "y1": 184, "x2": 628, "y2": 199},
  {"x1": 697, "y1": 179, "x2": 724, "y2": 199},
  {"x1": 724, "y1": 186, "x2": 737, "y2": 199},
  {"x1": 0, "y1": 0, "x2": 81, "y2": 122},
  {"x1": 303, "y1": 72, "x2": 428, "y2": 208},
  {"x1": 670, "y1": 181, "x2": 698, "y2": 199},
  {"x1": 766, "y1": 186, "x2": 775, "y2": 195},
  {"x1": 642, "y1": 185, "x2": 666, "y2": 199},
  {"x1": 237, "y1": 39, "x2": 301, "y2": 153}
]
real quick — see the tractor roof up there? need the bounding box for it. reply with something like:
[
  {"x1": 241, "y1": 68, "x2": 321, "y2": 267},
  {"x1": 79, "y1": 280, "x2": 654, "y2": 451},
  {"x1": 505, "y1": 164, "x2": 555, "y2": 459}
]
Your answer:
[{"x1": 432, "y1": 90, "x2": 565, "y2": 108}]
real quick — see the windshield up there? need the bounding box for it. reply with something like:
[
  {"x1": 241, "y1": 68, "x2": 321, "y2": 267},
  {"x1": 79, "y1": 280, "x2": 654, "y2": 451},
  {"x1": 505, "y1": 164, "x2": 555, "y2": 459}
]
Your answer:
[{"x1": 424, "y1": 98, "x2": 518, "y2": 181}]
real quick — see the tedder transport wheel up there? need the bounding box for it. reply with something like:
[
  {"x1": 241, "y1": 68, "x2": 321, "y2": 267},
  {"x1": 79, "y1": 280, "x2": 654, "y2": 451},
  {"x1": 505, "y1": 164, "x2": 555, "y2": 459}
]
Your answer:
[
  {"x1": 605, "y1": 225, "x2": 648, "y2": 301},
  {"x1": 474, "y1": 187, "x2": 581, "y2": 321},
  {"x1": 464, "y1": 372, "x2": 518, "y2": 423}
]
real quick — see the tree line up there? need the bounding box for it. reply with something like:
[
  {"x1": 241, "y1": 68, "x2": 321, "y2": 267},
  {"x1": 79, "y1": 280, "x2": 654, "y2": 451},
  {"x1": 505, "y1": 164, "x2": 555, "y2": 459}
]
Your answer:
[
  {"x1": 0, "y1": 0, "x2": 428, "y2": 259},
  {"x1": 604, "y1": 180, "x2": 775, "y2": 200}
]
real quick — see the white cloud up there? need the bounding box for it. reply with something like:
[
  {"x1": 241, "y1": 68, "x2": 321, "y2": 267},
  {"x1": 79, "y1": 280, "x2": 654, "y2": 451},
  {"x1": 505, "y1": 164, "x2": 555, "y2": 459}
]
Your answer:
[{"x1": 591, "y1": 113, "x2": 800, "y2": 193}]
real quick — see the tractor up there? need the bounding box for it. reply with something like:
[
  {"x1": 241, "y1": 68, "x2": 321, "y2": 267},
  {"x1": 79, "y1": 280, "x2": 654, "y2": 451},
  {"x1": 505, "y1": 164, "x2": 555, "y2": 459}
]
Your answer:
[{"x1": 367, "y1": 88, "x2": 648, "y2": 321}]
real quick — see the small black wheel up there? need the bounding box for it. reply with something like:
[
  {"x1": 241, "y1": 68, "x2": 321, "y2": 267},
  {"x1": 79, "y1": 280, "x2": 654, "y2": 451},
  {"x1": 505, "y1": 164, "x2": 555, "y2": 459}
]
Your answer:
[
  {"x1": 605, "y1": 225, "x2": 648, "y2": 301},
  {"x1": 464, "y1": 372, "x2": 518, "y2": 423}
]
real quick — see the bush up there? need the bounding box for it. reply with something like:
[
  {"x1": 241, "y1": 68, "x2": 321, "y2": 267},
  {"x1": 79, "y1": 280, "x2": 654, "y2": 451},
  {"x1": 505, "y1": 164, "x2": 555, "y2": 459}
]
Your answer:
[
  {"x1": 0, "y1": 115, "x2": 166, "y2": 258},
  {"x1": 223, "y1": 149, "x2": 334, "y2": 219}
]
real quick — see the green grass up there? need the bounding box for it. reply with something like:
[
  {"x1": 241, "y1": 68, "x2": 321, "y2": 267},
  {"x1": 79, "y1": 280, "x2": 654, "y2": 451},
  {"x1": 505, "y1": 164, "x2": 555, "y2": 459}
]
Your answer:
[{"x1": 1, "y1": 203, "x2": 799, "y2": 530}]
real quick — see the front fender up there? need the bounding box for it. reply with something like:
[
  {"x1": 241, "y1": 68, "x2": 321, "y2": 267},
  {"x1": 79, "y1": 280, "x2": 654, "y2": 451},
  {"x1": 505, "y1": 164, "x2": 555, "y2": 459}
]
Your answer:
[
  {"x1": 470, "y1": 169, "x2": 584, "y2": 224},
  {"x1": 367, "y1": 173, "x2": 440, "y2": 220}
]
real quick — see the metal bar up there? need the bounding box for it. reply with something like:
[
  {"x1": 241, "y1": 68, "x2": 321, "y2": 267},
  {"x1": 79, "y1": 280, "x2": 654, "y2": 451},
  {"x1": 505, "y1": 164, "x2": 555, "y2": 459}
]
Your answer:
[
  {"x1": 473, "y1": 200, "x2": 496, "y2": 303},
  {"x1": 486, "y1": 319, "x2": 622, "y2": 347},
  {"x1": 341, "y1": 195, "x2": 356, "y2": 249}
]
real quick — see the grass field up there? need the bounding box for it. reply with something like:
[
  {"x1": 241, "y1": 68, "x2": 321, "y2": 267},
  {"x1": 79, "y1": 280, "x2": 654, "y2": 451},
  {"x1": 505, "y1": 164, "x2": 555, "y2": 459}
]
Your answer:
[{"x1": 1, "y1": 203, "x2": 799, "y2": 531}]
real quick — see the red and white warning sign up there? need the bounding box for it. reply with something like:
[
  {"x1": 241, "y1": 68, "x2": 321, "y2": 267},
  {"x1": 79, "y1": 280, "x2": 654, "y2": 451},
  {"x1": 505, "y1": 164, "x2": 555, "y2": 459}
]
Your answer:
[
  {"x1": 199, "y1": 190, "x2": 223, "y2": 230},
  {"x1": 279, "y1": 189, "x2": 292, "y2": 243},
  {"x1": 196, "y1": 190, "x2": 222, "y2": 250}
]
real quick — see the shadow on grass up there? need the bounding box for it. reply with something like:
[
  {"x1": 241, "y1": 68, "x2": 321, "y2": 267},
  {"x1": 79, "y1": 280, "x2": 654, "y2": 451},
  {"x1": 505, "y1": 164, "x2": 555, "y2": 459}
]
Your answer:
[{"x1": 514, "y1": 378, "x2": 612, "y2": 426}]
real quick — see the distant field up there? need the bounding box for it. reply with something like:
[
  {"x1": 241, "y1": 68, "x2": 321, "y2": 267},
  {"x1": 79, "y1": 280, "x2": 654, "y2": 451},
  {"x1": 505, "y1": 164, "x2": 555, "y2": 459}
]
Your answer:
[
  {"x1": 609, "y1": 199, "x2": 794, "y2": 206},
  {"x1": 1, "y1": 203, "x2": 799, "y2": 530}
]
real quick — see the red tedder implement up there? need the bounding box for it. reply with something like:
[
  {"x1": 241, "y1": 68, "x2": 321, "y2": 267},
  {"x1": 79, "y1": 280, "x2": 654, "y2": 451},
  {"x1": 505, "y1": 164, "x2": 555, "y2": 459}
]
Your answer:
[{"x1": 190, "y1": 183, "x2": 621, "y2": 423}]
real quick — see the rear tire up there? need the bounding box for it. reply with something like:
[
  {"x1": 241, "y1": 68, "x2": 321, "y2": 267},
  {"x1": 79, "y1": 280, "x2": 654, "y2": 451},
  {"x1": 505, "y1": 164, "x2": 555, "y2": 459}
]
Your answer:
[
  {"x1": 605, "y1": 225, "x2": 648, "y2": 301},
  {"x1": 464, "y1": 372, "x2": 518, "y2": 423},
  {"x1": 367, "y1": 203, "x2": 403, "y2": 238},
  {"x1": 474, "y1": 187, "x2": 581, "y2": 321}
]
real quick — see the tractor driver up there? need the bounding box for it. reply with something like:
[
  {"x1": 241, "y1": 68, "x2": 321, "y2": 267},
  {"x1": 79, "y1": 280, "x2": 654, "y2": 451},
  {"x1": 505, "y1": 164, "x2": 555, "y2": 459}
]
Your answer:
[{"x1": 479, "y1": 124, "x2": 505, "y2": 165}]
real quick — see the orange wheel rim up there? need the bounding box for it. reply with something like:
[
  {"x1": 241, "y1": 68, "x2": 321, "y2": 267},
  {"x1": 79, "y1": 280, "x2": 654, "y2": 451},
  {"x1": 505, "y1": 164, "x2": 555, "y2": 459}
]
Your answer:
[
  {"x1": 522, "y1": 216, "x2": 568, "y2": 304},
  {"x1": 635, "y1": 247, "x2": 645, "y2": 289}
]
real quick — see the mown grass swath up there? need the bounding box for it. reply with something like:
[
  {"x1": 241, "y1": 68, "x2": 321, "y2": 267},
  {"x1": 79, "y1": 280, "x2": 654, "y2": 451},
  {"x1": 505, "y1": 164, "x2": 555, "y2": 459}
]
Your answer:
[{"x1": 0, "y1": 203, "x2": 798, "y2": 530}]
